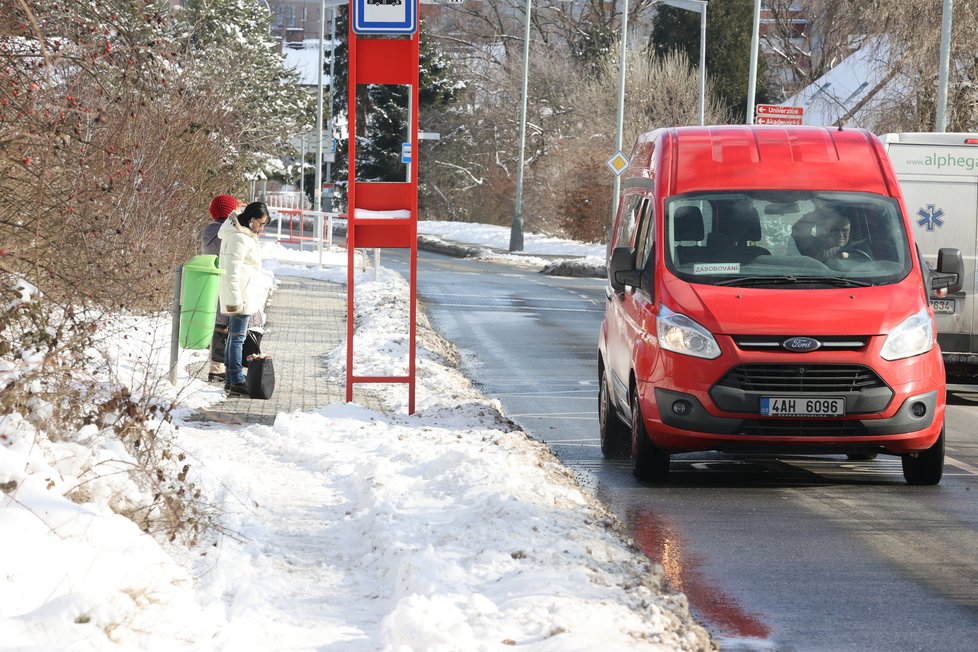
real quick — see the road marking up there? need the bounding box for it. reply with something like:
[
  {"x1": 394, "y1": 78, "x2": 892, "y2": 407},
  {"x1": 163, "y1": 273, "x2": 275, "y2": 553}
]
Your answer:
[
  {"x1": 510, "y1": 414, "x2": 596, "y2": 420},
  {"x1": 546, "y1": 437, "x2": 600, "y2": 443},
  {"x1": 423, "y1": 291, "x2": 582, "y2": 302},
  {"x1": 792, "y1": 487, "x2": 978, "y2": 607},
  {"x1": 945, "y1": 455, "x2": 978, "y2": 475},
  {"x1": 432, "y1": 302, "x2": 603, "y2": 313},
  {"x1": 494, "y1": 392, "x2": 595, "y2": 399}
]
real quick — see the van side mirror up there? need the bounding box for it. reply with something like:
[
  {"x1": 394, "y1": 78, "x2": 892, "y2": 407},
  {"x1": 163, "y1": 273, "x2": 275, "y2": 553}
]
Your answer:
[
  {"x1": 609, "y1": 246, "x2": 644, "y2": 293},
  {"x1": 932, "y1": 247, "x2": 964, "y2": 295}
]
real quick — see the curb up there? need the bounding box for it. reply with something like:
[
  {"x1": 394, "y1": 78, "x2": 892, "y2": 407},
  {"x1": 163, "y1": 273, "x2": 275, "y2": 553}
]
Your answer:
[{"x1": 332, "y1": 223, "x2": 605, "y2": 279}]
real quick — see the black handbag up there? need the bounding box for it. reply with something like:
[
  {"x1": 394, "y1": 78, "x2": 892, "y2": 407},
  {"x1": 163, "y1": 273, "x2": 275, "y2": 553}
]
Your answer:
[
  {"x1": 243, "y1": 330, "x2": 263, "y2": 367},
  {"x1": 246, "y1": 355, "x2": 275, "y2": 399}
]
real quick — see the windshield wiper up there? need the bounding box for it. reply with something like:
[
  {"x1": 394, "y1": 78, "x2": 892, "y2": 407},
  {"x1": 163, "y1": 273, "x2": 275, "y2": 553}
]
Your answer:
[{"x1": 714, "y1": 275, "x2": 873, "y2": 288}]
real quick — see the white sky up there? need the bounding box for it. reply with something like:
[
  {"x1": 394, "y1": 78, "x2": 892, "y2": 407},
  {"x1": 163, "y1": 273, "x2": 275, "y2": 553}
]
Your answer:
[{"x1": 0, "y1": 222, "x2": 712, "y2": 651}]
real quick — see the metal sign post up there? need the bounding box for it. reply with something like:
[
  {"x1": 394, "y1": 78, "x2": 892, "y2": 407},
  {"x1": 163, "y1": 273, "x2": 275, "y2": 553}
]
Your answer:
[{"x1": 346, "y1": 0, "x2": 420, "y2": 413}]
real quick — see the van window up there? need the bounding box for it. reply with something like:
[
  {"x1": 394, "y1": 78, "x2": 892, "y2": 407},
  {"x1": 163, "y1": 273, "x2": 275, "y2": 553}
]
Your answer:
[
  {"x1": 635, "y1": 201, "x2": 655, "y2": 270},
  {"x1": 664, "y1": 191, "x2": 912, "y2": 287},
  {"x1": 612, "y1": 195, "x2": 644, "y2": 251}
]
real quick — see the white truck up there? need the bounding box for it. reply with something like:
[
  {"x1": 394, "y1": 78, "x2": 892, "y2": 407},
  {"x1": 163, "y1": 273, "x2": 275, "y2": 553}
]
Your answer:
[{"x1": 882, "y1": 133, "x2": 978, "y2": 378}]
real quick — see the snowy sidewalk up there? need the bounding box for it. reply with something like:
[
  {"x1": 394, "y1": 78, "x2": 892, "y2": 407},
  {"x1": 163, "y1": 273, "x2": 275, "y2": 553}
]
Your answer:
[
  {"x1": 190, "y1": 276, "x2": 383, "y2": 426},
  {"x1": 170, "y1": 266, "x2": 715, "y2": 650},
  {"x1": 0, "y1": 244, "x2": 713, "y2": 651}
]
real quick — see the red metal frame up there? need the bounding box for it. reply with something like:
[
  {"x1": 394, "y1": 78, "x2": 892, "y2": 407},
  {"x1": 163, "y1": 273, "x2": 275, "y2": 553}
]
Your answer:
[{"x1": 346, "y1": 11, "x2": 420, "y2": 414}]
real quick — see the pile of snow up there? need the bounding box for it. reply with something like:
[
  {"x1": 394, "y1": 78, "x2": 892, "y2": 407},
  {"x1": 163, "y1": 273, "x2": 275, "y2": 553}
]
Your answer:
[{"x1": 0, "y1": 242, "x2": 712, "y2": 650}]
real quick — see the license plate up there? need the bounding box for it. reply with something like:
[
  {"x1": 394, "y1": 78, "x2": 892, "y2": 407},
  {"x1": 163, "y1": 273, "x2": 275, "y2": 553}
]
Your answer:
[
  {"x1": 930, "y1": 299, "x2": 955, "y2": 314},
  {"x1": 760, "y1": 396, "x2": 845, "y2": 417}
]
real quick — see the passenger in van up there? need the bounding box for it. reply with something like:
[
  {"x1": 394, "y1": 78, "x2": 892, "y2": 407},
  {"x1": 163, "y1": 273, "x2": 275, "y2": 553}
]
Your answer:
[{"x1": 792, "y1": 209, "x2": 862, "y2": 263}]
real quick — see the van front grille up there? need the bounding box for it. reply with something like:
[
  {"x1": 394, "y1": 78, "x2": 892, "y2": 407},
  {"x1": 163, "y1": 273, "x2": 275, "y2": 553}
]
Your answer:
[
  {"x1": 734, "y1": 335, "x2": 867, "y2": 352},
  {"x1": 716, "y1": 364, "x2": 885, "y2": 393}
]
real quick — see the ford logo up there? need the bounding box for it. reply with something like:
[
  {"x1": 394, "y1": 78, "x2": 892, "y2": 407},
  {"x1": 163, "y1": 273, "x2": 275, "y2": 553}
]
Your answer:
[{"x1": 782, "y1": 337, "x2": 821, "y2": 352}]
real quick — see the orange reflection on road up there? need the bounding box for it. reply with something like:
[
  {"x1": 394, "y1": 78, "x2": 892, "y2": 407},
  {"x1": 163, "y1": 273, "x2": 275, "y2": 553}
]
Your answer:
[{"x1": 631, "y1": 507, "x2": 771, "y2": 641}]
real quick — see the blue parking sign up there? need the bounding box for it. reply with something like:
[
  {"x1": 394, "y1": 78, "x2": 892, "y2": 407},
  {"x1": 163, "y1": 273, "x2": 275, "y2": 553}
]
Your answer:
[{"x1": 353, "y1": 0, "x2": 417, "y2": 35}]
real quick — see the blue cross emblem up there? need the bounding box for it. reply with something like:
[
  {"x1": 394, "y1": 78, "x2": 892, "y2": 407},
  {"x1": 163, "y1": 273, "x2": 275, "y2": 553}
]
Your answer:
[{"x1": 916, "y1": 204, "x2": 945, "y2": 231}]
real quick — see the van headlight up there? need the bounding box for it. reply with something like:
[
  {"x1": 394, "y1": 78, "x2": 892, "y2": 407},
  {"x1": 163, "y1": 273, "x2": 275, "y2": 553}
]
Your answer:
[
  {"x1": 656, "y1": 306, "x2": 721, "y2": 359},
  {"x1": 880, "y1": 308, "x2": 934, "y2": 361}
]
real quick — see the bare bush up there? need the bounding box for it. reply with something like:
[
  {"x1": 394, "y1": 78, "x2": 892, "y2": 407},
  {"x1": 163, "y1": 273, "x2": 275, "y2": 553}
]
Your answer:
[
  {"x1": 518, "y1": 48, "x2": 731, "y2": 242},
  {"x1": 2, "y1": 3, "x2": 222, "y2": 311},
  {"x1": 1, "y1": 0, "x2": 305, "y2": 549},
  {"x1": 0, "y1": 274, "x2": 217, "y2": 545},
  {"x1": 422, "y1": 1, "x2": 732, "y2": 240}
]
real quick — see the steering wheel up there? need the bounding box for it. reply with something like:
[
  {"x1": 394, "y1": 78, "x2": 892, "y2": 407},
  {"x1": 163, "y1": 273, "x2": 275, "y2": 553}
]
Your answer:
[{"x1": 839, "y1": 247, "x2": 872, "y2": 262}]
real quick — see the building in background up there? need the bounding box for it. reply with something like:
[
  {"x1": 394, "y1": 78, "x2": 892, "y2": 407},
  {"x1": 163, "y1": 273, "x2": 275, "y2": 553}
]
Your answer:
[{"x1": 268, "y1": 1, "x2": 325, "y2": 44}]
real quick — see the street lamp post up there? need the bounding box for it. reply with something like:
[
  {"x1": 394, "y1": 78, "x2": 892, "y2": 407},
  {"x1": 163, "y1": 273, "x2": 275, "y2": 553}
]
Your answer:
[
  {"x1": 326, "y1": 6, "x2": 336, "y2": 197},
  {"x1": 314, "y1": 0, "x2": 326, "y2": 213},
  {"x1": 510, "y1": 0, "x2": 533, "y2": 252},
  {"x1": 655, "y1": 0, "x2": 708, "y2": 125},
  {"x1": 609, "y1": 0, "x2": 631, "y2": 226},
  {"x1": 611, "y1": 0, "x2": 707, "y2": 223},
  {"x1": 936, "y1": 0, "x2": 954, "y2": 132},
  {"x1": 746, "y1": 0, "x2": 761, "y2": 124},
  {"x1": 299, "y1": 134, "x2": 306, "y2": 200}
]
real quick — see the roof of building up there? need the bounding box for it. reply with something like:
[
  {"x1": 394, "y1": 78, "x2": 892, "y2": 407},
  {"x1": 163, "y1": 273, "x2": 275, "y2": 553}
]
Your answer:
[
  {"x1": 282, "y1": 39, "x2": 333, "y2": 87},
  {"x1": 783, "y1": 37, "x2": 904, "y2": 129}
]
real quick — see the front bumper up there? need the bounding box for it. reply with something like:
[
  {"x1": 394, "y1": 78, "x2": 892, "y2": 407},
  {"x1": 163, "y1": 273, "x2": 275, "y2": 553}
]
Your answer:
[{"x1": 643, "y1": 386, "x2": 943, "y2": 455}]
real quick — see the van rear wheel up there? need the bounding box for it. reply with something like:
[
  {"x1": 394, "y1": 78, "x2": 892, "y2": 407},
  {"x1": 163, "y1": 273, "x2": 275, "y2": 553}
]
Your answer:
[
  {"x1": 901, "y1": 426, "x2": 945, "y2": 486},
  {"x1": 631, "y1": 391, "x2": 670, "y2": 482},
  {"x1": 599, "y1": 373, "x2": 629, "y2": 458}
]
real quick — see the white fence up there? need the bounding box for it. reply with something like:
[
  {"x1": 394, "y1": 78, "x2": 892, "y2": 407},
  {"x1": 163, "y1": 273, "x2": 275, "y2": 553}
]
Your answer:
[
  {"x1": 267, "y1": 207, "x2": 347, "y2": 265},
  {"x1": 263, "y1": 191, "x2": 307, "y2": 210}
]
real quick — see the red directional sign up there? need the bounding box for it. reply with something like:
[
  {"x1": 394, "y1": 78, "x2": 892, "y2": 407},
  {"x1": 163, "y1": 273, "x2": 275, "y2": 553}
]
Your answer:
[
  {"x1": 756, "y1": 115, "x2": 804, "y2": 126},
  {"x1": 756, "y1": 104, "x2": 804, "y2": 117}
]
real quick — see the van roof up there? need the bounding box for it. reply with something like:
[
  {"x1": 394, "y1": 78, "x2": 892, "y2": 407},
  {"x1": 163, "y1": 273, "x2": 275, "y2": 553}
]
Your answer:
[{"x1": 629, "y1": 126, "x2": 898, "y2": 196}]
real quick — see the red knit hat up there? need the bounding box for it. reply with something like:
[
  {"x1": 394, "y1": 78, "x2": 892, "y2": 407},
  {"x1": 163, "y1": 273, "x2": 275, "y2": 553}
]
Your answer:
[{"x1": 209, "y1": 194, "x2": 239, "y2": 220}]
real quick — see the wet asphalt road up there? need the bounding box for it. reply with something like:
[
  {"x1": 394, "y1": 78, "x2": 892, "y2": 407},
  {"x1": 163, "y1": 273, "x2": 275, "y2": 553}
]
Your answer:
[{"x1": 385, "y1": 248, "x2": 978, "y2": 651}]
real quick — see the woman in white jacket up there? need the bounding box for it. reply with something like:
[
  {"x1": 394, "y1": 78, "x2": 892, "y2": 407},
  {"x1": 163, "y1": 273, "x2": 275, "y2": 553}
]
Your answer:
[{"x1": 218, "y1": 201, "x2": 269, "y2": 395}]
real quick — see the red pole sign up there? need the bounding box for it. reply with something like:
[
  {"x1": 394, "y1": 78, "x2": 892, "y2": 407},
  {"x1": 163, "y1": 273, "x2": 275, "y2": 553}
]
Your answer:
[{"x1": 346, "y1": 3, "x2": 420, "y2": 414}]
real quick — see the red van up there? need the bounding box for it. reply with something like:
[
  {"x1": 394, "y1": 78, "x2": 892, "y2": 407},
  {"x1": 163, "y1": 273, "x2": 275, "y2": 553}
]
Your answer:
[{"x1": 598, "y1": 126, "x2": 963, "y2": 485}]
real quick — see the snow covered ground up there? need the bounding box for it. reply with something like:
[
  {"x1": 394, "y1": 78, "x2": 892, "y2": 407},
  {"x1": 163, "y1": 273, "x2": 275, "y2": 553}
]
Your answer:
[{"x1": 0, "y1": 222, "x2": 714, "y2": 651}]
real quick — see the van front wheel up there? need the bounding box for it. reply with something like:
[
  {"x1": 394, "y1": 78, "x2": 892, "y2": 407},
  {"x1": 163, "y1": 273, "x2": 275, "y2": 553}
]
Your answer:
[
  {"x1": 631, "y1": 391, "x2": 670, "y2": 482},
  {"x1": 600, "y1": 373, "x2": 629, "y2": 458},
  {"x1": 901, "y1": 426, "x2": 945, "y2": 486}
]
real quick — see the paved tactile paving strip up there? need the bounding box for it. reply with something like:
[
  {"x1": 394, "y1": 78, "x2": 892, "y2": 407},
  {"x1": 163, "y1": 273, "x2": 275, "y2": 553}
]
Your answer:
[{"x1": 188, "y1": 276, "x2": 384, "y2": 426}]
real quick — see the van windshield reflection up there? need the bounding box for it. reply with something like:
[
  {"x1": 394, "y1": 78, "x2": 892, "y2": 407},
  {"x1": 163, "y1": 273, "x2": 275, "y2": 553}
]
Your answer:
[{"x1": 665, "y1": 191, "x2": 911, "y2": 287}]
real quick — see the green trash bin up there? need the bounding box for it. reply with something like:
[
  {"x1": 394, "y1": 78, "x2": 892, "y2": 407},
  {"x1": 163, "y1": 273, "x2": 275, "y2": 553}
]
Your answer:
[{"x1": 179, "y1": 254, "x2": 225, "y2": 350}]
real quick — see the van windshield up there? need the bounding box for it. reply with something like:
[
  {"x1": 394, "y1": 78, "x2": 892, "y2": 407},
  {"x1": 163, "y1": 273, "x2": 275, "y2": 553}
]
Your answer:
[{"x1": 664, "y1": 191, "x2": 912, "y2": 287}]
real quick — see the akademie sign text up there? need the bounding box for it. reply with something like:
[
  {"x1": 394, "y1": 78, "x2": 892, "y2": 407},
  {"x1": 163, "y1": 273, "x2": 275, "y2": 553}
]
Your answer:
[{"x1": 756, "y1": 115, "x2": 804, "y2": 126}]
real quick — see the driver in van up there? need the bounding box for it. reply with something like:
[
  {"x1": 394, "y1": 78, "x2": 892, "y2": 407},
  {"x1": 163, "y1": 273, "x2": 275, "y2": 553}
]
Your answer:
[{"x1": 791, "y1": 208, "x2": 855, "y2": 262}]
